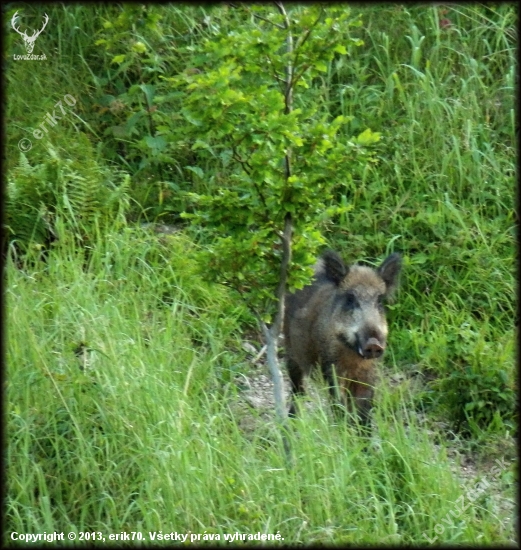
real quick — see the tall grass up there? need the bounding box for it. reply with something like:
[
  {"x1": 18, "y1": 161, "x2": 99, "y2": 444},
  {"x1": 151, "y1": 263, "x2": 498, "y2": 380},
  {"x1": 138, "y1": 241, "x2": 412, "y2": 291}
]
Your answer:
[{"x1": 6, "y1": 227, "x2": 514, "y2": 543}]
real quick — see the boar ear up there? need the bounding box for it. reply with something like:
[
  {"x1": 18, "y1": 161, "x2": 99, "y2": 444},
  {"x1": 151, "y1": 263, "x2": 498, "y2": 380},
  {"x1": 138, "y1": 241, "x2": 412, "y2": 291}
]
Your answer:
[
  {"x1": 322, "y1": 250, "x2": 348, "y2": 285},
  {"x1": 378, "y1": 253, "x2": 402, "y2": 296}
]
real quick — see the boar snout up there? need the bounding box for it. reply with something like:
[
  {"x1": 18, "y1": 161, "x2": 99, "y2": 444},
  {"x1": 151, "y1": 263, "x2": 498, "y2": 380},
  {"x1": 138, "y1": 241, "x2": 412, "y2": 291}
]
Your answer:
[
  {"x1": 338, "y1": 332, "x2": 386, "y2": 359},
  {"x1": 361, "y1": 337, "x2": 385, "y2": 359}
]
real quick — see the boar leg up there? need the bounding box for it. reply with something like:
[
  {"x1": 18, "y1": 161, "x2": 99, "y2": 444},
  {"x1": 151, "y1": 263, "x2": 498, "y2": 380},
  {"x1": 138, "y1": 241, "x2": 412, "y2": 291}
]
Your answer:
[
  {"x1": 347, "y1": 381, "x2": 374, "y2": 432},
  {"x1": 321, "y1": 363, "x2": 349, "y2": 417},
  {"x1": 323, "y1": 365, "x2": 374, "y2": 432},
  {"x1": 287, "y1": 357, "x2": 305, "y2": 417}
]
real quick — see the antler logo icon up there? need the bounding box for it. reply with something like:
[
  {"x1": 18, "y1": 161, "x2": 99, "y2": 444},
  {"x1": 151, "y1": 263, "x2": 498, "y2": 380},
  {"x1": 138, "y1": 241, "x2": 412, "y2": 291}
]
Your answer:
[{"x1": 11, "y1": 11, "x2": 49, "y2": 54}]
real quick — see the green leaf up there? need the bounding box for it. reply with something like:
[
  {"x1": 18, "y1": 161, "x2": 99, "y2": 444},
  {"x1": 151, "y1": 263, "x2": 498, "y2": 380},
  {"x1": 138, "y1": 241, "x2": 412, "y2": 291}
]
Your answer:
[
  {"x1": 191, "y1": 140, "x2": 212, "y2": 152},
  {"x1": 132, "y1": 41, "x2": 147, "y2": 53},
  {"x1": 145, "y1": 136, "x2": 167, "y2": 153},
  {"x1": 140, "y1": 84, "x2": 156, "y2": 104},
  {"x1": 355, "y1": 128, "x2": 381, "y2": 146},
  {"x1": 111, "y1": 54, "x2": 126, "y2": 65},
  {"x1": 185, "y1": 166, "x2": 204, "y2": 179}
]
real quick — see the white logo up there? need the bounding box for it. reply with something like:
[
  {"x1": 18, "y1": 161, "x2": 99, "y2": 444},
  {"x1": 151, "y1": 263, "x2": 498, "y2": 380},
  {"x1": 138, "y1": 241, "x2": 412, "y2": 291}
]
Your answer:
[{"x1": 11, "y1": 11, "x2": 49, "y2": 54}]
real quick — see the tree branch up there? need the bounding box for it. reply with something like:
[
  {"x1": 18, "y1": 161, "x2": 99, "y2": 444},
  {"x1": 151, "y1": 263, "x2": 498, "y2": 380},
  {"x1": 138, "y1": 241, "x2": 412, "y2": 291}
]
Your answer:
[
  {"x1": 231, "y1": 145, "x2": 252, "y2": 175},
  {"x1": 275, "y1": 2, "x2": 293, "y2": 116},
  {"x1": 291, "y1": 7, "x2": 325, "y2": 86},
  {"x1": 273, "y1": 212, "x2": 293, "y2": 335},
  {"x1": 230, "y1": 3, "x2": 285, "y2": 29}
]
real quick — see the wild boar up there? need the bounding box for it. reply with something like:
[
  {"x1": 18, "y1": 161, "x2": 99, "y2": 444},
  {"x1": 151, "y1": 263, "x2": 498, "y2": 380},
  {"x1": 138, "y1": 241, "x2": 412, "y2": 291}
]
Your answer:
[{"x1": 284, "y1": 249, "x2": 402, "y2": 428}]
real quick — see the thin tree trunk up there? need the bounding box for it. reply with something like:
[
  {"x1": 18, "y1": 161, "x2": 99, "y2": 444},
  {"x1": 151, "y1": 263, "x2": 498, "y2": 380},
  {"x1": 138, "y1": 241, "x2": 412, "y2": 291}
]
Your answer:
[
  {"x1": 262, "y1": 211, "x2": 293, "y2": 426},
  {"x1": 262, "y1": 4, "x2": 294, "y2": 459}
]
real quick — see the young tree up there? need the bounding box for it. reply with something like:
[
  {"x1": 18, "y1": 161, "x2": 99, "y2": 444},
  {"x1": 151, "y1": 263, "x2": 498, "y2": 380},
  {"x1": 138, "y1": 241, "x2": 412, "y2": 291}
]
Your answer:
[{"x1": 164, "y1": 3, "x2": 380, "y2": 428}]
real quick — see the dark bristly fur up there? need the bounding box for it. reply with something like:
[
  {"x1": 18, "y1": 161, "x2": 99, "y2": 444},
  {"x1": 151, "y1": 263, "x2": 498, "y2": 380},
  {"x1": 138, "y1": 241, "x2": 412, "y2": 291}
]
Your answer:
[{"x1": 284, "y1": 250, "x2": 402, "y2": 429}]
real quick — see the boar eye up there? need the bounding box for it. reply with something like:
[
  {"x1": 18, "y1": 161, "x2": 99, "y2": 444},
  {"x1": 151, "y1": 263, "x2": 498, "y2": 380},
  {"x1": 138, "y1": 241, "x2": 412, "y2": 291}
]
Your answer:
[
  {"x1": 344, "y1": 292, "x2": 359, "y2": 310},
  {"x1": 377, "y1": 294, "x2": 385, "y2": 309}
]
